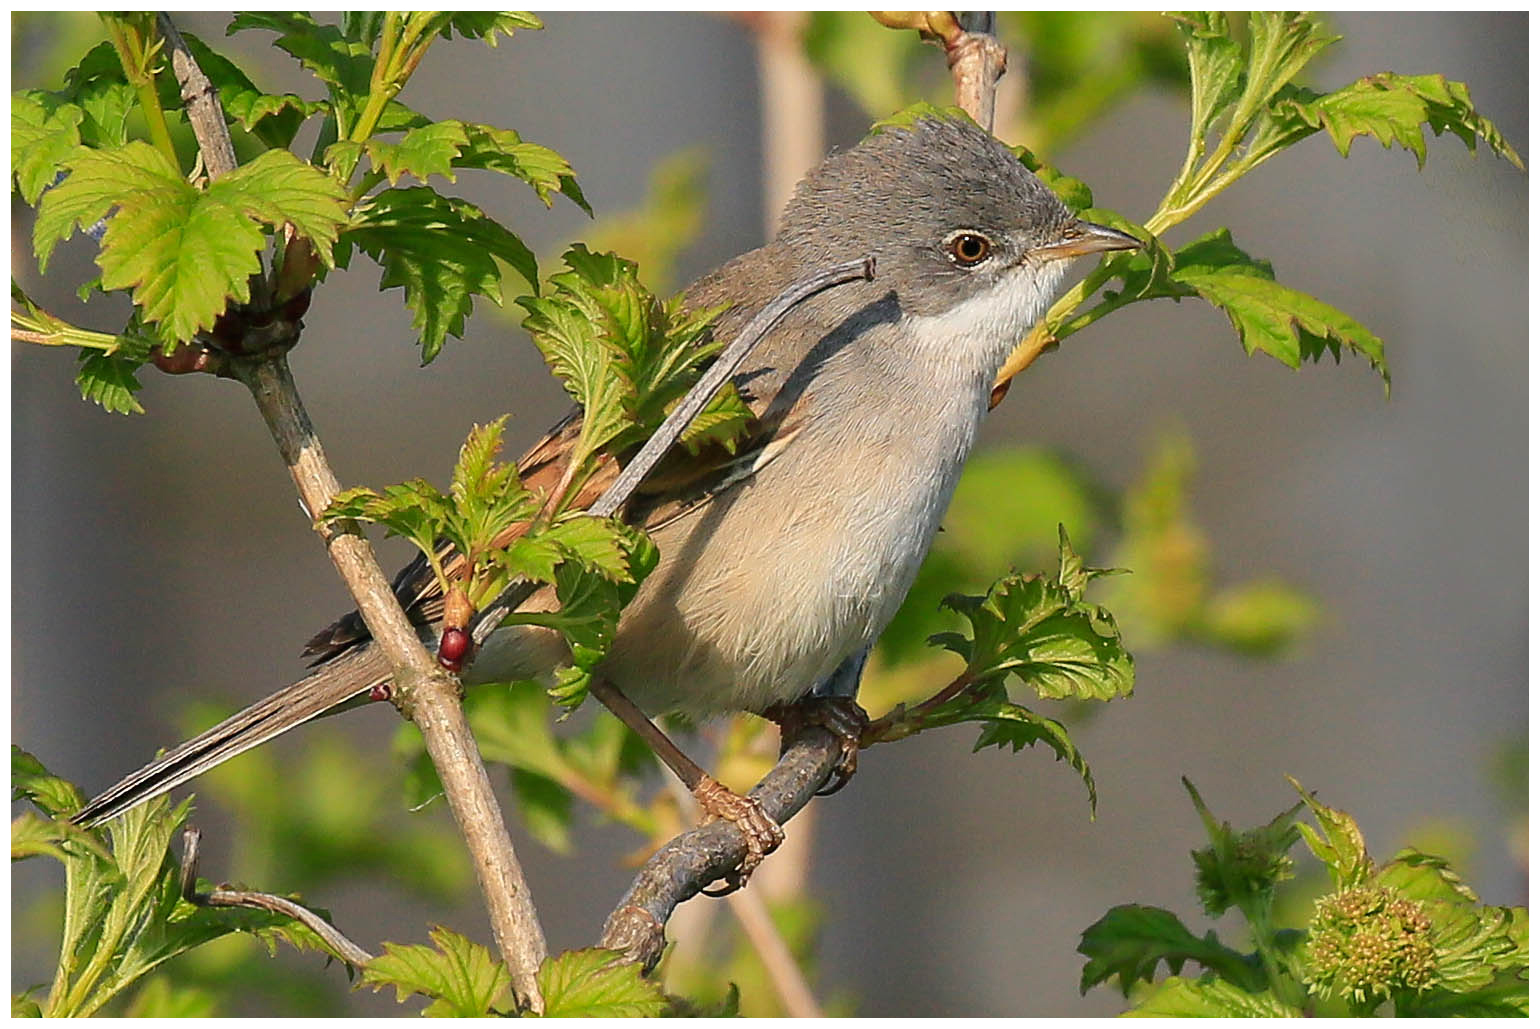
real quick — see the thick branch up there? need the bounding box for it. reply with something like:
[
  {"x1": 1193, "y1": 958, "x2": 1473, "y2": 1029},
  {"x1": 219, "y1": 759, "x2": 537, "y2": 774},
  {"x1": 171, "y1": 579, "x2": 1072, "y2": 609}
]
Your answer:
[
  {"x1": 598, "y1": 723, "x2": 844, "y2": 971},
  {"x1": 948, "y1": 12, "x2": 1006, "y2": 132},
  {"x1": 233, "y1": 355, "x2": 548, "y2": 1011}
]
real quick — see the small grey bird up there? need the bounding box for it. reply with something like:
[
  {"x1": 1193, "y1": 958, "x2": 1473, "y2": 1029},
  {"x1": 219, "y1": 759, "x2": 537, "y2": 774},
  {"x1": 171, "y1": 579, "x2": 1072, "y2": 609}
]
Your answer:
[{"x1": 75, "y1": 116, "x2": 1139, "y2": 865}]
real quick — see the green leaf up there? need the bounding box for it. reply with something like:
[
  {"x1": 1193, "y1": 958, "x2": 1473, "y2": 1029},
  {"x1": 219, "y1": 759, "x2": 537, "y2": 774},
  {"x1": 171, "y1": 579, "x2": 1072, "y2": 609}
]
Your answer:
[
  {"x1": 1270, "y1": 72, "x2": 1524, "y2": 171},
  {"x1": 932, "y1": 560, "x2": 1135, "y2": 703},
  {"x1": 968, "y1": 696, "x2": 1099, "y2": 811},
  {"x1": 869, "y1": 100, "x2": 975, "y2": 135},
  {"x1": 34, "y1": 143, "x2": 347, "y2": 346},
  {"x1": 11, "y1": 811, "x2": 111, "y2": 864},
  {"x1": 1373, "y1": 848, "x2": 1480, "y2": 906},
  {"x1": 1125, "y1": 974, "x2": 1301, "y2": 1017},
  {"x1": 229, "y1": 12, "x2": 374, "y2": 129},
  {"x1": 537, "y1": 948, "x2": 668, "y2": 1018},
  {"x1": 1168, "y1": 12, "x2": 1243, "y2": 143},
  {"x1": 121, "y1": 977, "x2": 218, "y2": 1018},
  {"x1": 441, "y1": 12, "x2": 543, "y2": 45},
  {"x1": 74, "y1": 349, "x2": 146, "y2": 415},
  {"x1": 1170, "y1": 229, "x2": 1389, "y2": 386},
  {"x1": 520, "y1": 246, "x2": 739, "y2": 478},
  {"x1": 364, "y1": 925, "x2": 513, "y2": 1017},
  {"x1": 1183, "y1": 778, "x2": 1300, "y2": 918},
  {"x1": 350, "y1": 120, "x2": 469, "y2": 186},
  {"x1": 13, "y1": 746, "x2": 86, "y2": 818},
  {"x1": 1012, "y1": 145, "x2": 1094, "y2": 211},
  {"x1": 455, "y1": 123, "x2": 590, "y2": 212},
  {"x1": 342, "y1": 186, "x2": 538, "y2": 361},
  {"x1": 1289, "y1": 777, "x2": 1373, "y2": 889},
  {"x1": 61, "y1": 41, "x2": 138, "y2": 149},
  {"x1": 11, "y1": 91, "x2": 83, "y2": 205},
  {"x1": 1078, "y1": 904, "x2": 1262, "y2": 996}
]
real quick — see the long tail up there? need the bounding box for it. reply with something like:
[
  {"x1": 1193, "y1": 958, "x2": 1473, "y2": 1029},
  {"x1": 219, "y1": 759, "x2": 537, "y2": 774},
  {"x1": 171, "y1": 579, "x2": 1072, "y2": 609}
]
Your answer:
[{"x1": 73, "y1": 644, "x2": 392, "y2": 828}]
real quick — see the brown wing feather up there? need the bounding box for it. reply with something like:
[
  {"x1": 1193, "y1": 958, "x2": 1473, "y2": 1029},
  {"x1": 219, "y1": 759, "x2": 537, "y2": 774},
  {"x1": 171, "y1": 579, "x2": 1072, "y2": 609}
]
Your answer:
[{"x1": 302, "y1": 247, "x2": 800, "y2": 664}]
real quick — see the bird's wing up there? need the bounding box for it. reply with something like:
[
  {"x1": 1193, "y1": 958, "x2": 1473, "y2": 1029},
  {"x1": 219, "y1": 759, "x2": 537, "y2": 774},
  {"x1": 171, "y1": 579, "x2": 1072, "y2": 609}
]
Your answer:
[{"x1": 302, "y1": 249, "x2": 809, "y2": 662}]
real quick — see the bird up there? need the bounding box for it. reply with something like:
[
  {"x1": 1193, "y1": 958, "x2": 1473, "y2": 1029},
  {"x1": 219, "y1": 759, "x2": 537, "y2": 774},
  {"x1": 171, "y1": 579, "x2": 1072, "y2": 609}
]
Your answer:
[{"x1": 73, "y1": 114, "x2": 1140, "y2": 876}]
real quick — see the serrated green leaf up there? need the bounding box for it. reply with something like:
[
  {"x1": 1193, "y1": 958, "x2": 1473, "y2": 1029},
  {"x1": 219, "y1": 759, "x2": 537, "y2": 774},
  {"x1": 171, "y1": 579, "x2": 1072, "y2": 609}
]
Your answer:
[
  {"x1": 1289, "y1": 777, "x2": 1373, "y2": 889},
  {"x1": 441, "y1": 11, "x2": 543, "y2": 44},
  {"x1": 1270, "y1": 72, "x2": 1524, "y2": 171},
  {"x1": 1125, "y1": 974, "x2": 1301, "y2": 1017},
  {"x1": 12, "y1": 811, "x2": 112, "y2": 864},
  {"x1": 1371, "y1": 848, "x2": 1480, "y2": 906},
  {"x1": 11, "y1": 91, "x2": 83, "y2": 205},
  {"x1": 61, "y1": 40, "x2": 137, "y2": 149},
  {"x1": 969, "y1": 697, "x2": 1099, "y2": 811},
  {"x1": 75, "y1": 350, "x2": 147, "y2": 415},
  {"x1": 1171, "y1": 228, "x2": 1389, "y2": 385},
  {"x1": 1399, "y1": 975, "x2": 1529, "y2": 1017},
  {"x1": 13, "y1": 746, "x2": 87, "y2": 818},
  {"x1": 343, "y1": 186, "x2": 538, "y2": 361},
  {"x1": 540, "y1": 517, "x2": 636, "y2": 582},
  {"x1": 455, "y1": 122, "x2": 589, "y2": 211},
  {"x1": 35, "y1": 143, "x2": 346, "y2": 346},
  {"x1": 229, "y1": 12, "x2": 374, "y2": 128},
  {"x1": 1422, "y1": 902, "x2": 1528, "y2": 995},
  {"x1": 360, "y1": 121, "x2": 470, "y2": 186},
  {"x1": 364, "y1": 925, "x2": 513, "y2": 1017},
  {"x1": 1078, "y1": 904, "x2": 1262, "y2": 996},
  {"x1": 537, "y1": 948, "x2": 668, "y2": 1018},
  {"x1": 933, "y1": 566, "x2": 1135, "y2": 703},
  {"x1": 1168, "y1": 12, "x2": 1244, "y2": 143}
]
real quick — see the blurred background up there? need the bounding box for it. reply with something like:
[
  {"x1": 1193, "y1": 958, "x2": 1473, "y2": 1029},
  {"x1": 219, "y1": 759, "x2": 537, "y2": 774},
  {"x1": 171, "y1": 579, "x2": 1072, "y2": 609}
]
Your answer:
[{"x1": 12, "y1": 11, "x2": 1527, "y2": 1016}]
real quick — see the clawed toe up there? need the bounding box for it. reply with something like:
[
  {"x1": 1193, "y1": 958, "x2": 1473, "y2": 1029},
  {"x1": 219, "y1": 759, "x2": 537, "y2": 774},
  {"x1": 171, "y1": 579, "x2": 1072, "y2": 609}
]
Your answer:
[{"x1": 692, "y1": 777, "x2": 785, "y2": 895}]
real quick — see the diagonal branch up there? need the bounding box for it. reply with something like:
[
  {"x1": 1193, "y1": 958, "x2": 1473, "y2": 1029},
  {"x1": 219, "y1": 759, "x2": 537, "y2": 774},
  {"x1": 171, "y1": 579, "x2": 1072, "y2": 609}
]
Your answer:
[
  {"x1": 158, "y1": 14, "x2": 549, "y2": 1010},
  {"x1": 598, "y1": 722, "x2": 845, "y2": 971}
]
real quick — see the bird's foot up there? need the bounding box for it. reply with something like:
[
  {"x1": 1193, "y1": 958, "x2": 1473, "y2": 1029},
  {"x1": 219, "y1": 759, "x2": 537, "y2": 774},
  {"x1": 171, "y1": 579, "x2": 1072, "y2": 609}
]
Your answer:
[
  {"x1": 693, "y1": 776, "x2": 785, "y2": 896},
  {"x1": 766, "y1": 694, "x2": 869, "y2": 797}
]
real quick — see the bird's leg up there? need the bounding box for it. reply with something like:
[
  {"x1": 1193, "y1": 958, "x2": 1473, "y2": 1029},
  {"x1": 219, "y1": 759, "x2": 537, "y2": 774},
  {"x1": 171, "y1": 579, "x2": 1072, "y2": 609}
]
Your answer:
[
  {"x1": 587, "y1": 679, "x2": 784, "y2": 890},
  {"x1": 763, "y1": 647, "x2": 871, "y2": 797}
]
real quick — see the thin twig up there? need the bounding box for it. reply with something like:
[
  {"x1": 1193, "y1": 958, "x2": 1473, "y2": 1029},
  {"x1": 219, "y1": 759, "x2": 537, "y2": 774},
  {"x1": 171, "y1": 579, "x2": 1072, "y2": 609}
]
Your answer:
[
  {"x1": 235, "y1": 355, "x2": 548, "y2": 1011},
  {"x1": 598, "y1": 723, "x2": 844, "y2": 972},
  {"x1": 178, "y1": 827, "x2": 376, "y2": 969},
  {"x1": 947, "y1": 12, "x2": 1007, "y2": 132},
  {"x1": 157, "y1": 13, "x2": 237, "y2": 179}
]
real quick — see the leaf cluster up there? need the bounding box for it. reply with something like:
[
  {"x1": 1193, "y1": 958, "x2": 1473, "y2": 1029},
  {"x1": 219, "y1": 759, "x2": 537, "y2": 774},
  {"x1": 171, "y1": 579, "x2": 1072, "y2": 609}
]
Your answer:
[
  {"x1": 12, "y1": 12, "x2": 589, "y2": 406},
  {"x1": 1078, "y1": 778, "x2": 1529, "y2": 1016},
  {"x1": 321, "y1": 417, "x2": 658, "y2": 709},
  {"x1": 868, "y1": 529, "x2": 1134, "y2": 811},
  {"x1": 520, "y1": 245, "x2": 752, "y2": 503},
  {"x1": 10, "y1": 747, "x2": 342, "y2": 1018}
]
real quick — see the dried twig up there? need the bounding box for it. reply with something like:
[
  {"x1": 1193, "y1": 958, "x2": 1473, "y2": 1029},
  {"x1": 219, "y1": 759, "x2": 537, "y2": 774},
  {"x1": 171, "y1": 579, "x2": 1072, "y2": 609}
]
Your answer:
[
  {"x1": 156, "y1": 14, "x2": 237, "y2": 179},
  {"x1": 178, "y1": 827, "x2": 376, "y2": 969}
]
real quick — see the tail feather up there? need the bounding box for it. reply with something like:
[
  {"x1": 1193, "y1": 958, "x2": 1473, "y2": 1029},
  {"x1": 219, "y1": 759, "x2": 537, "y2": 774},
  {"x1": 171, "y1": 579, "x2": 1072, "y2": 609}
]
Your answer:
[{"x1": 73, "y1": 644, "x2": 392, "y2": 828}]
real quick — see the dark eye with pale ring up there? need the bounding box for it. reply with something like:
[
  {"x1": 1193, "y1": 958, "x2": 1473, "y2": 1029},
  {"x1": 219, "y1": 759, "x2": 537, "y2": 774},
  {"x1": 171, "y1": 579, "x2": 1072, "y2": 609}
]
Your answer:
[{"x1": 945, "y1": 231, "x2": 992, "y2": 267}]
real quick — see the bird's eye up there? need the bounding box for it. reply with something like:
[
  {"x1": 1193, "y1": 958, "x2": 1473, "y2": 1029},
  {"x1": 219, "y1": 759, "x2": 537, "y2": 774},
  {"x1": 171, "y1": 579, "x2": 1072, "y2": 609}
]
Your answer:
[{"x1": 945, "y1": 231, "x2": 992, "y2": 267}]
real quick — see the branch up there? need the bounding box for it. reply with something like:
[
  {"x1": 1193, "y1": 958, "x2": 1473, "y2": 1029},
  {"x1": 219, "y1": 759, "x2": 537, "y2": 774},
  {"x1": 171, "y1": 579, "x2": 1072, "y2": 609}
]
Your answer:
[
  {"x1": 598, "y1": 722, "x2": 844, "y2": 971},
  {"x1": 233, "y1": 355, "x2": 548, "y2": 1011},
  {"x1": 153, "y1": 17, "x2": 549, "y2": 1005},
  {"x1": 178, "y1": 827, "x2": 375, "y2": 969},
  {"x1": 157, "y1": 13, "x2": 237, "y2": 179}
]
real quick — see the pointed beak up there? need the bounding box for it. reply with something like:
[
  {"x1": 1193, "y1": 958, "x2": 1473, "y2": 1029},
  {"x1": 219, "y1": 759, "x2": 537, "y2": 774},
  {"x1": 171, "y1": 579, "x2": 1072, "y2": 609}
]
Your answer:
[{"x1": 1030, "y1": 219, "x2": 1144, "y2": 262}]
